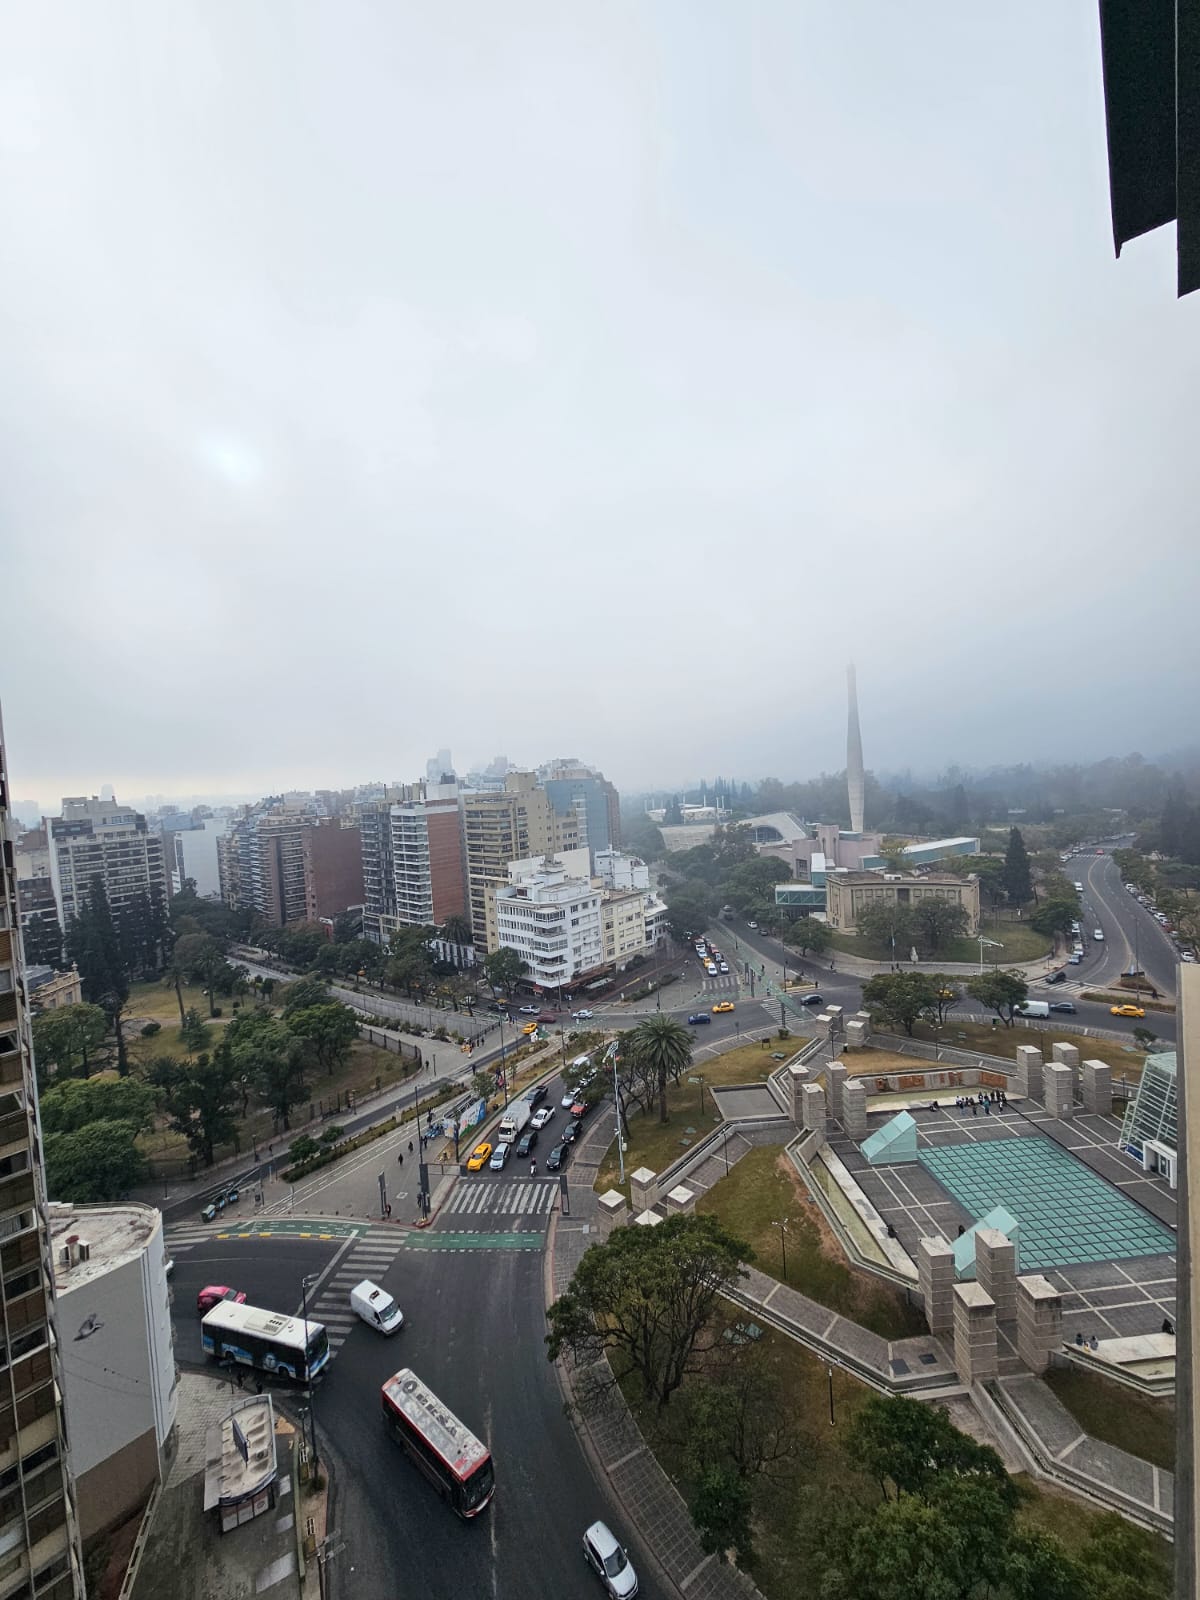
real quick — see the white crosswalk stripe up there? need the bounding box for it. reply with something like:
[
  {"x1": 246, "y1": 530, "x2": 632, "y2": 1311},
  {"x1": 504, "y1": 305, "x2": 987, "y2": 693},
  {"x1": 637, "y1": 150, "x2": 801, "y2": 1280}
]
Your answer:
[
  {"x1": 304, "y1": 1228, "x2": 409, "y2": 1354},
  {"x1": 447, "y1": 1180, "x2": 558, "y2": 1218}
]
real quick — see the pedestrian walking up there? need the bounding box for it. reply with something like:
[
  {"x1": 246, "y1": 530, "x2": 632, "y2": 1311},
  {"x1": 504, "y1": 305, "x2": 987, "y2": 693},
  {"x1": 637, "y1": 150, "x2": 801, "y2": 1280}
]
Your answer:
[
  {"x1": 530, "y1": 1161, "x2": 537, "y2": 1177},
  {"x1": 408, "y1": 1140, "x2": 413, "y2": 1154},
  {"x1": 398, "y1": 1151, "x2": 404, "y2": 1166}
]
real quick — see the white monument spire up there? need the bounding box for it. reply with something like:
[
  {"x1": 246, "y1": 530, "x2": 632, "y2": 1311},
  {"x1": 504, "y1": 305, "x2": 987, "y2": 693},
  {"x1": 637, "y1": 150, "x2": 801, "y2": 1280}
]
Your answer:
[{"x1": 846, "y1": 663, "x2": 865, "y2": 834}]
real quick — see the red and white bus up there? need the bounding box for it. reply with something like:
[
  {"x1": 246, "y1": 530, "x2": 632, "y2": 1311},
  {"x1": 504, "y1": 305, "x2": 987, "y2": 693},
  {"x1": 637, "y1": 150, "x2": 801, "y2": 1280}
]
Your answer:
[{"x1": 381, "y1": 1368, "x2": 495, "y2": 1517}]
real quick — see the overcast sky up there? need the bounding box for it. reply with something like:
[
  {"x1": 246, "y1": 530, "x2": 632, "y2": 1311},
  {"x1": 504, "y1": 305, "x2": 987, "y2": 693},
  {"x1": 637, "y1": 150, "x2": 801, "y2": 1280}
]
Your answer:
[{"x1": 2, "y1": 2, "x2": 1197, "y2": 809}]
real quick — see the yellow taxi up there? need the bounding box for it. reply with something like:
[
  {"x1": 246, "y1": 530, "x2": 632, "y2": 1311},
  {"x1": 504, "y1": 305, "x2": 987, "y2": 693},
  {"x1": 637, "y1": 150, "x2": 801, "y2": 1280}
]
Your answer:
[
  {"x1": 522, "y1": 1021, "x2": 539, "y2": 1035},
  {"x1": 466, "y1": 1141, "x2": 493, "y2": 1171},
  {"x1": 1110, "y1": 1003, "x2": 1146, "y2": 1019},
  {"x1": 711, "y1": 1001, "x2": 736, "y2": 1014}
]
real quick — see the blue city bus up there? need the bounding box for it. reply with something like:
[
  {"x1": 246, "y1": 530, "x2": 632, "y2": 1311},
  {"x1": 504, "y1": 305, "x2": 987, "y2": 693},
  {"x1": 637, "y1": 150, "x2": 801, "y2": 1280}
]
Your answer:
[{"x1": 201, "y1": 1300, "x2": 330, "y2": 1382}]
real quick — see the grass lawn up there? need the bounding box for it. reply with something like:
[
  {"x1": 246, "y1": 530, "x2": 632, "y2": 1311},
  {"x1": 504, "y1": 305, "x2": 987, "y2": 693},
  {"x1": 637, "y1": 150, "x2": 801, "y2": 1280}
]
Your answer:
[
  {"x1": 891, "y1": 1019, "x2": 1147, "y2": 1086},
  {"x1": 830, "y1": 916, "x2": 1050, "y2": 967},
  {"x1": 1016, "y1": 1477, "x2": 1174, "y2": 1584},
  {"x1": 593, "y1": 1040, "x2": 786, "y2": 1198},
  {"x1": 695, "y1": 1145, "x2": 926, "y2": 1339},
  {"x1": 1045, "y1": 1366, "x2": 1176, "y2": 1471}
]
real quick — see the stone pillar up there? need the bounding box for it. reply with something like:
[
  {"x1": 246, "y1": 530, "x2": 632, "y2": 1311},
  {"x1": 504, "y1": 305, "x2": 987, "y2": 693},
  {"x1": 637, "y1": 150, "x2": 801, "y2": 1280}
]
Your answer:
[
  {"x1": 663, "y1": 1184, "x2": 697, "y2": 1216},
  {"x1": 801, "y1": 1082, "x2": 827, "y2": 1135},
  {"x1": 917, "y1": 1236, "x2": 956, "y2": 1335},
  {"x1": 814, "y1": 1012, "x2": 833, "y2": 1039},
  {"x1": 826, "y1": 1005, "x2": 844, "y2": 1036},
  {"x1": 953, "y1": 1281, "x2": 998, "y2": 1384},
  {"x1": 974, "y1": 1227, "x2": 1017, "y2": 1323},
  {"x1": 788, "y1": 1064, "x2": 810, "y2": 1123},
  {"x1": 1052, "y1": 1041, "x2": 1081, "y2": 1098},
  {"x1": 844, "y1": 1019, "x2": 869, "y2": 1047},
  {"x1": 633, "y1": 1209, "x2": 663, "y2": 1229},
  {"x1": 630, "y1": 1167, "x2": 659, "y2": 1213},
  {"x1": 852, "y1": 1010, "x2": 872, "y2": 1039},
  {"x1": 1016, "y1": 1274, "x2": 1063, "y2": 1374},
  {"x1": 825, "y1": 1060, "x2": 847, "y2": 1121},
  {"x1": 596, "y1": 1190, "x2": 629, "y2": 1238},
  {"x1": 842, "y1": 1077, "x2": 868, "y2": 1140},
  {"x1": 1044, "y1": 1062, "x2": 1074, "y2": 1120},
  {"x1": 1014, "y1": 1045, "x2": 1043, "y2": 1101},
  {"x1": 1081, "y1": 1059, "x2": 1112, "y2": 1116}
]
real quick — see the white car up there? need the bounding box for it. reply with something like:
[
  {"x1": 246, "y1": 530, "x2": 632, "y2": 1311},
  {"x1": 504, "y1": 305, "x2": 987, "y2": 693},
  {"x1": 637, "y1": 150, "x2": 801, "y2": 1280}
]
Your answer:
[
  {"x1": 531, "y1": 1106, "x2": 555, "y2": 1129},
  {"x1": 1093, "y1": 929, "x2": 1104, "y2": 942},
  {"x1": 719, "y1": 962, "x2": 730, "y2": 974},
  {"x1": 562, "y1": 1091, "x2": 578, "y2": 1108},
  {"x1": 489, "y1": 1142, "x2": 511, "y2": 1171},
  {"x1": 583, "y1": 1521, "x2": 638, "y2": 1598},
  {"x1": 746, "y1": 921, "x2": 758, "y2": 929},
  {"x1": 572, "y1": 1009, "x2": 594, "y2": 1020},
  {"x1": 519, "y1": 1005, "x2": 540, "y2": 1015}
]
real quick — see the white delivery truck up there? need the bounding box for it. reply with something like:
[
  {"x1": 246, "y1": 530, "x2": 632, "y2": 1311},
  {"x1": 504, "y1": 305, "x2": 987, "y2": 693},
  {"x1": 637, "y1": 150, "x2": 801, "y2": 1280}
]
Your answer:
[
  {"x1": 350, "y1": 1280, "x2": 404, "y2": 1334},
  {"x1": 497, "y1": 1099, "x2": 532, "y2": 1145},
  {"x1": 1016, "y1": 1000, "x2": 1050, "y2": 1018}
]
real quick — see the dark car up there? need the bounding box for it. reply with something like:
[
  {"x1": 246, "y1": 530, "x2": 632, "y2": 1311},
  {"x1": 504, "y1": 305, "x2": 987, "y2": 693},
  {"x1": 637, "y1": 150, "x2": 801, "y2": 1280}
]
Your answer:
[
  {"x1": 1049, "y1": 1001, "x2": 1078, "y2": 1013},
  {"x1": 562, "y1": 1119, "x2": 582, "y2": 1144},
  {"x1": 515, "y1": 1129, "x2": 538, "y2": 1159},
  {"x1": 799, "y1": 993, "x2": 825, "y2": 1007},
  {"x1": 524, "y1": 1085, "x2": 547, "y2": 1108},
  {"x1": 1045, "y1": 970, "x2": 1067, "y2": 985},
  {"x1": 687, "y1": 1013, "x2": 712, "y2": 1025},
  {"x1": 546, "y1": 1143, "x2": 567, "y2": 1172}
]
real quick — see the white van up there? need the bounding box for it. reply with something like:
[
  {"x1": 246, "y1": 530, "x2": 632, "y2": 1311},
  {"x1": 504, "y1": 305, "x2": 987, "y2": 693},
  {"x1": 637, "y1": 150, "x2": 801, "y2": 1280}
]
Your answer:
[
  {"x1": 350, "y1": 1279, "x2": 404, "y2": 1335},
  {"x1": 1017, "y1": 1000, "x2": 1050, "y2": 1018}
]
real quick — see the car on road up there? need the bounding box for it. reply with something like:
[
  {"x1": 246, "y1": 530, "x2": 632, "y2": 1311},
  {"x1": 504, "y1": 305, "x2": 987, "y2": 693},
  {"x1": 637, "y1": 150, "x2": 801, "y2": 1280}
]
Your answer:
[
  {"x1": 522, "y1": 1021, "x2": 539, "y2": 1035},
  {"x1": 687, "y1": 1013, "x2": 712, "y2": 1024},
  {"x1": 1049, "y1": 1001, "x2": 1077, "y2": 1014},
  {"x1": 546, "y1": 1143, "x2": 567, "y2": 1172},
  {"x1": 563, "y1": 1120, "x2": 581, "y2": 1144},
  {"x1": 583, "y1": 1521, "x2": 638, "y2": 1598},
  {"x1": 712, "y1": 1001, "x2": 735, "y2": 1014},
  {"x1": 562, "y1": 1090, "x2": 579, "y2": 1108},
  {"x1": 746, "y1": 921, "x2": 758, "y2": 930},
  {"x1": 1068, "y1": 954, "x2": 1082, "y2": 965},
  {"x1": 531, "y1": 1107, "x2": 555, "y2": 1129},
  {"x1": 489, "y1": 1142, "x2": 511, "y2": 1170},
  {"x1": 719, "y1": 962, "x2": 730, "y2": 974},
  {"x1": 570, "y1": 1100, "x2": 587, "y2": 1120},
  {"x1": 525, "y1": 1085, "x2": 547, "y2": 1108},
  {"x1": 1111, "y1": 1004, "x2": 1146, "y2": 1018},
  {"x1": 467, "y1": 1141, "x2": 493, "y2": 1171},
  {"x1": 197, "y1": 1286, "x2": 246, "y2": 1316},
  {"x1": 515, "y1": 1130, "x2": 538, "y2": 1159},
  {"x1": 1093, "y1": 929, "x2": 1105, "y2": 942},
  {"x1": 572, "y1": 1009, "x2": 594, "y2": 1020},
  {"x1": 1183, "y1": 952, "x2": 1197, "y2": 963},
  {"x1": 1045, "y1": 971, "x2": 1067, "y2": 985},
  {"x1": 518, "y1": 1005, "x2": 540, "y2": 1015},
  {"x1": 798, "y1": 992, "x2": 825, "y2": 1007},
  {"x1": 201, "y1": 1203, "x2": 218, "y2": 1223}
]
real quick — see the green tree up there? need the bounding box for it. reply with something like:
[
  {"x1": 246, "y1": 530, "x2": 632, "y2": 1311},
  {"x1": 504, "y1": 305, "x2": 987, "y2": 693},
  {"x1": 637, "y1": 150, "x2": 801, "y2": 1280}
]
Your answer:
[
  {"x1": 21, "y1": 910, "x2": 63, "y2": 969},
  {"x1": 627, "y1": 1013, "x2": 693, "y2": 1123},
  {"x1": 279, "y1": 974, "x2": 331, "y2": 1014},
  {"x1": 288, "y1": 1002, "x2": 359, "y2": 1075},
  {"x1": 439, "y1": 914, "x2": 474, "y2": 951},
  {"x1": 966, "y1": 968, "x2": 1029, "y2": 1026},
  {"x1": 173, "y1": 933, "x2": 234, "y2": 1018},
  {"x1": 723, "y1": 856, "x2": 791, "y2": 912},
  {"x1": 180, "y1": 1008, "x2": 208, "y2": 1051},
  {"x1": 482, "y1": 946, "x2": 528, "y2": 998},
  {"x1": 226, "y1": 1014, "x2": 307, "y2": 1130},
  {"x1": 665, "y1": 886, "x2": 716, "y2": 943},
  {"x1": 1131, "y1": 1026, "x2": 1158, "y2": 1052},
  {"x1": 689, "y1": 1465, "x2": 754, "y2": 1567},
  {"x1": 65, "y1": 875, "x2": 130, "y2": 1073},
  {"x1": 44, "y1": 1120, "x2": 147, "y2": 1203},
  {"x1": 854, "y1": 902, "x2": 916, "y2": 955},
  {"x1": 1003, "y1": 826, "x2": 1034, "y2": 905},
  {"x1": 682, "y1": 1356, "x2": 799, "y2": 1480},
  {"x1": 878, "y1": 836, "x2": 910, "y2": 872},
  {"x1": 30, "y1": 1003, "x2": 108, "y2": 1082},
  {"x1": 1030, "y1": 899, "x2": 1079, "y2": 939},
  {"x1": 783, "y1": 917, "x2": 832, "y2": 959},
  {"x1": 39, "y1": 1075, "x2": 156, "y2": 1137},
  {"x1": 910, "y1": 897, "x2": 969, "y2": 955},
  {"x1": 861, "y1": 972, "x2": 939, "y2": 1037},
  {"x1": 545, "y1": 1213, "x2": 751, "y2": 1409},
  {"x1": 148, "y1": 1050, "x2": 240, "y2": 1168},
  {"x1": 846, "y1": 1395, "x2": 1016, "y2": 1505},
  {"x1": 116, "y1": 889, "x2": 167, "y2": 975},
  {"x1": 927, "y1": 975, "x2": 961, "y2": 1025}
]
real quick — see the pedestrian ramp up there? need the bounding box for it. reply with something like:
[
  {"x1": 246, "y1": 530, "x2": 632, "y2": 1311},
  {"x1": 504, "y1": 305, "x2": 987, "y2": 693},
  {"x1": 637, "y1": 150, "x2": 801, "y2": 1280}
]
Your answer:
[
  {"x1": 304, "y1": 1228, "x2": 408, "y2": 1357},
  {"x1": 442, "y1": 1178, "x2": 558, "y2": 1222}
]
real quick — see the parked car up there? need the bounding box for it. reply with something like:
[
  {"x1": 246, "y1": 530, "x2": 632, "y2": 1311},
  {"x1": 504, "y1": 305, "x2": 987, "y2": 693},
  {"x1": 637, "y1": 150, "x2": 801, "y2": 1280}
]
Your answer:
[
  {"x1": 1068, "y1": 954, "x2": 1082, "y2": 965},
  {"x1": 583, "y1": 1521, "x2": 639, "y2": 1598},
  {"x1": 515, "y1": 1129, "x2": 538, "y2": 1159},
  {"x1": 466, "y1": 1141, "x2": 493, "y2": 1171},
  {"x1": 563, "y1": 1120, "x2": 581, "y2": 1144},
  {"x1": 687, "y1": 1013, "x2": 712, "y2": 1025},
  {"x1": 1049, "y1": 1001, "x2": 1077, "y2": 1014},
  {"x1": 562, "y1": 1090, "x2": 579, "y2": 1108},
  {"x1": 197, "y1": 1285, "x2": 246, "y2": 1316},
  {"x1": 546, "y1": 1143, "x2": 567, "y2": 1172},
  {"x1": 201, "y1": 1203, "x2": 218, "y2": 1223},
  {"x1": 531, "y1": 1107, "x2": 555, "y2": 1129}
]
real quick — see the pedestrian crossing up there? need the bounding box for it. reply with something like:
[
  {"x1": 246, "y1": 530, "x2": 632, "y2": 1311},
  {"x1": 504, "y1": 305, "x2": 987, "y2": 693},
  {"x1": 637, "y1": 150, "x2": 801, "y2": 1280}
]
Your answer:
[
  {"x1": 444, "y1": 1178, "x2": 558, "y2": 1221},
  {"x1": 305, "y1": 1230, "x2": 408, "y2": 1356}
]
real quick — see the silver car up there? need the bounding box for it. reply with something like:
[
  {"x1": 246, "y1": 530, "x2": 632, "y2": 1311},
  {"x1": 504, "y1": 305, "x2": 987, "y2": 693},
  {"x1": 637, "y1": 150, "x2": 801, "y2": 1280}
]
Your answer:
[{"x1": 583, "y1": 1521, "x2": 638, "y2": 1598}]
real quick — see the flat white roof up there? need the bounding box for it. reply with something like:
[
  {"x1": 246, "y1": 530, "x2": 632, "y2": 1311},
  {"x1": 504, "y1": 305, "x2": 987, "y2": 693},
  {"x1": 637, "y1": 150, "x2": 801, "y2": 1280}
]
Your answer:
[{"x1": 47, "y1": 1202, "x2": 160, "y2": 1292}]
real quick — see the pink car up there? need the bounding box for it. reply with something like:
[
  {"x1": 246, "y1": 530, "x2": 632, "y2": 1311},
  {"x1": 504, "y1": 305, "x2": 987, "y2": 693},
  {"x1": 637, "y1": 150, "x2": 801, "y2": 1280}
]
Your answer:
[{"x1": 197, "y1": 1285, "x2": 247, "y2": 1316}]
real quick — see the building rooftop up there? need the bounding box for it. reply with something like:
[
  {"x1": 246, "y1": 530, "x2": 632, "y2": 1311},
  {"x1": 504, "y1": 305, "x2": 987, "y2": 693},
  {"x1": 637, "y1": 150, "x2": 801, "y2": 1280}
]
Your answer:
[{"x1": 47, "y1": 1202, "x2": 160, "y2": 1292}]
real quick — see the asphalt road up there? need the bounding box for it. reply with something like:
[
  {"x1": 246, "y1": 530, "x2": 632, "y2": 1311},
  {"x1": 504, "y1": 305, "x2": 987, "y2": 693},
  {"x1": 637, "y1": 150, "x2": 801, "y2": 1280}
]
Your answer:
[
  {"x1": 169, "y1": 1233, "x2": 340, "y2": 1367},
  {"x1": 1074, "y1": 848, "x2": 1180, "y2": 998}
]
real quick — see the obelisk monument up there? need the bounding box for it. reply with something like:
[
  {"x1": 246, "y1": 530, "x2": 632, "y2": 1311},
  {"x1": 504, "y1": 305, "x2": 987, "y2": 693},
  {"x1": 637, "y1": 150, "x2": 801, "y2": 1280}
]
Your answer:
[{"x1": 846, "y1": 663, "x2": 865, "y2": 833}]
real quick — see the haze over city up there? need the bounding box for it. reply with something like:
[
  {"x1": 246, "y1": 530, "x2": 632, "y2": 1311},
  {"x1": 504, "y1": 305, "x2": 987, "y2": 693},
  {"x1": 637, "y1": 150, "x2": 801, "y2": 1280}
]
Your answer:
[{"x1": 2, "y1": 2, "x2": 1198, "y2": 804}]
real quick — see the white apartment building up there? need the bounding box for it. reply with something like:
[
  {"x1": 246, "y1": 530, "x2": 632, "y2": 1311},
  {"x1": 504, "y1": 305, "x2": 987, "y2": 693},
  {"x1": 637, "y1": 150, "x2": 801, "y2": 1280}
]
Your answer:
[
  {"x1": 489, "y1": 867, "x2": 604, "y2": 993},
  {"x1": 47, "y1": 799, "x2": 167, "y2": 929},
  {"x1": 48, "y1": 1203, "x2": 176, "y2": 1542},
  {"x1": 593, "y1": 849, "x2": 650, "y2": 893}
]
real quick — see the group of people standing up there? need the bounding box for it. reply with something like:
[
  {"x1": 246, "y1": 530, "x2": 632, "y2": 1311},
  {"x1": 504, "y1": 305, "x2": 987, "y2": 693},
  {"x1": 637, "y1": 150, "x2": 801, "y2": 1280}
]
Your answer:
[{"x1": 953, "y1": 1089, "x2": 1008, "y2": 1117}]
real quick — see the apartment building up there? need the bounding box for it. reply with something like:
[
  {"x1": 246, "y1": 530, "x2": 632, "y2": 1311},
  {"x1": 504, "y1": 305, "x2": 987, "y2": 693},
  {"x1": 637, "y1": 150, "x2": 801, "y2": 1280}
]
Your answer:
[
  {"x1": 13, "y1": 833, "x2": 57, "y2": 963},
  {"x1": 0, "y1": 710, "x2": 86, "y2": 1600},
  {"x1": 301, "y1": 823, "x2": 364, "y2": 924},
  {"x1": 488, "y1": 865, "x2": 604, "y2": 994},
  {"x1": 462, "y1": 773, "x2": 578, "y2": 944},
  {"x1": 537, "y1": 760, "x2": 620, "y2": 858},
  {"x1": 219, "y1": 802, "x2": 362, "y2": 927},
  {"x1": 359, "y1": 785, "x2": 466, "y2": 944},
  {"x1": 47, "y1": 1205, "x2": 175, "y2": 1542},
  {"x1": 46, "y1": 799, "x2": 166, "y2": 931}
]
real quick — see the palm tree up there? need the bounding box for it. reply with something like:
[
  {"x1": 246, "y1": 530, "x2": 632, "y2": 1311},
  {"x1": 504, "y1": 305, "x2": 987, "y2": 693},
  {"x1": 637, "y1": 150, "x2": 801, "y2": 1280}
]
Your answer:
[
  {"x1": 440, "y1": 914, "x2": 473, "y2": 954},
  {"x1": 628, "y1": 1014, "x2": 694, "y2": 1124}
]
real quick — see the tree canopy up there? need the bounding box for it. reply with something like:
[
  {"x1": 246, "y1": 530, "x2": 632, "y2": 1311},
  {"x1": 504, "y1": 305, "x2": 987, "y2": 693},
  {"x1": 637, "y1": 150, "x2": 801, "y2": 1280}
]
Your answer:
[
  {"x1": 44, "y1": 1119, "x2": 147, "y2": 1204},
  {"x1": 861, "y1": 972, "x2": 940, "y2": 1036},
  {"x1": 1003, "y1": 827, "x2": 1034, "y2": 905},
  {"x1": 627, "y1": 1013, "x2": 693, "y2": 1122},
  {"x1": 966, "y1": 969, "x2": 1029, "y2": 1026}
]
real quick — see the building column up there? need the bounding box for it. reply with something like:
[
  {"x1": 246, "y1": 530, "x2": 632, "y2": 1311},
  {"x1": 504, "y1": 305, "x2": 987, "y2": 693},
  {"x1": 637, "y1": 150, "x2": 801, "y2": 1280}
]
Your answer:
[
  {"x1": 917, "y1": 1237, "x2": 956, "y2": 1335},
  {"x1": 1044, "y1": 1062, "x2": 1074, "y2": 1120},
  {"x1": 1014, "y1": 1045, "x2": 1043, "y2": 1101},
  {"x1": 1015, "y1": 1274, "x2": 1063, "y2": 1374},
  {"x1": 629, "y1": 1167, "x2": 659, "y2": 1213},
  {"x1": 1081, "y1": 1059, "x2": 1112, "y2": 1116},
  {"x1": 825, "y1": 1061, "x2": 847, "y2": 1122},
  {"x1": 1052, "y1": 1041, "x2": 1081, "y2": 1099},
  {"x1": 788, "y1": 1064, "x2": 810, "y2": 1124},
  {"x1": 953, "y1": 1281, "x2": 998, "y2": 1384},
  {"x1": 974, "y1": 1227, "x2": 1017, "y2": 1324},
  {"x1": 801, "y1": 1083, "x2": 827, "y2": 1136},
  {"x1": 842, "y1": 1077, "x2": 868, "y2": 1140}
]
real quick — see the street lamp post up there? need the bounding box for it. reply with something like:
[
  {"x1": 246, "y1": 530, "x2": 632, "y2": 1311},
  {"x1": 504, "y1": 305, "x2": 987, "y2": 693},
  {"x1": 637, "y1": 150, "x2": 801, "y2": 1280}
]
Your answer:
[
  {"x1": 300, "y1": 1274, "x2": 320, "y2": 1470},
  {"x1": 608, "y1": 1042, "x2": 625, "y2": 1186},
  {"x1": 771, "y1": 1218, "x2": 789, "y2": 1282}
]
